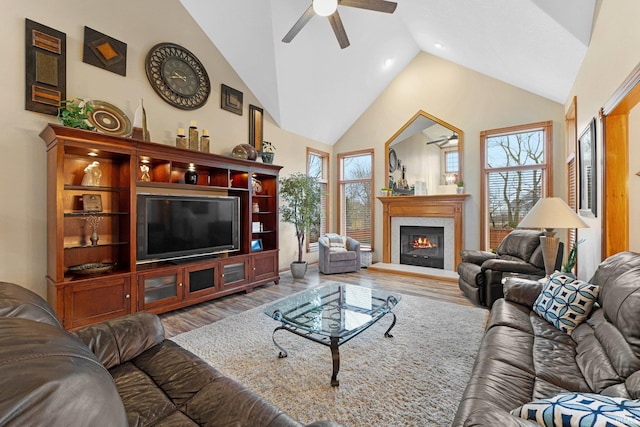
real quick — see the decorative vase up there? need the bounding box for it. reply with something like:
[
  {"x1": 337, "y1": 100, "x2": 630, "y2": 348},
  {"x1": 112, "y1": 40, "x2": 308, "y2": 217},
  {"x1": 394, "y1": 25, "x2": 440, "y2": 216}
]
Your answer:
[
  {"x1": 290, "y1": 261, "x2": 308, "y2": 279},
  {"x1": 90, "y1": 229, "x2": 99, "y2": 246},
  {"x1": 261, "y1": 152, "x2": 274, "y2": 164}
]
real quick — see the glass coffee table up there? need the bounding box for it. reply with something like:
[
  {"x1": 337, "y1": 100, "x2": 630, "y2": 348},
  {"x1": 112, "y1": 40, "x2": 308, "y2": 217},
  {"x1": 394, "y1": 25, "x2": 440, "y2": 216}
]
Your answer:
[{"x1": 264, "y1": 282, "x2": 401, "y2": 386}]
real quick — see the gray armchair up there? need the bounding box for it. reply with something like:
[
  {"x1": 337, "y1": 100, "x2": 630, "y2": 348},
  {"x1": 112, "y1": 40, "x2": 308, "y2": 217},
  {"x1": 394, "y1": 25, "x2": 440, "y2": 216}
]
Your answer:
[
  {"x1": 457, "y1": 229, "x2": 563, "y2": 307},
  {"x1": 318, "y1": 234, "x2": 361, "y2": 274}
]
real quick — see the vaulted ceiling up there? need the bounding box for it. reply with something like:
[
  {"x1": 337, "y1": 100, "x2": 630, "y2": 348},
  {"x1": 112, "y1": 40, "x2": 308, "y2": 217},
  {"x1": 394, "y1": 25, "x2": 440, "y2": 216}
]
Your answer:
[{"x1": 180, "y1": 0, "x2": 597, "y2": 145}]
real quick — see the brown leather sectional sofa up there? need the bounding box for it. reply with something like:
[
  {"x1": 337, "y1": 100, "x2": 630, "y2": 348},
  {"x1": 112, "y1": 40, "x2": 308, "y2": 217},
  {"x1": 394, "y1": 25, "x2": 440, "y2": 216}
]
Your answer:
[
  {"x1": 453, "y1": 251, "x2": 640, "y2": 426},
  {"x1": 0, "y1": 281, "x2": 341, "y2": 427}
]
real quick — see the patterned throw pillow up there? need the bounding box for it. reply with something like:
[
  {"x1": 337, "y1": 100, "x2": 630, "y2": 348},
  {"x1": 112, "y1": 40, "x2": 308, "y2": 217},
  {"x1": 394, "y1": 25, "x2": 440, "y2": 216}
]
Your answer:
[
  {"x1": 511, "y1": 393, "x2": 640, "y2": 426},
  {"x1": 533, "y1": 271, "x2": 599, "y2": 335}
]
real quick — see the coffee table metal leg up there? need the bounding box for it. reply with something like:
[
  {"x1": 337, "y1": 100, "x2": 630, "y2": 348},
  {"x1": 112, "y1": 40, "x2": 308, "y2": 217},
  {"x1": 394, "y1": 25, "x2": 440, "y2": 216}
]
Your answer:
[
  {"x1": 384, "y1": 312, "x2": 397, "y2": 338},
  {"x1": 272, "y1": 326, "x2": 288, "y2": 358},
  {"x1": 330, "y1": 337, "x2": 340, "y2": 387}
]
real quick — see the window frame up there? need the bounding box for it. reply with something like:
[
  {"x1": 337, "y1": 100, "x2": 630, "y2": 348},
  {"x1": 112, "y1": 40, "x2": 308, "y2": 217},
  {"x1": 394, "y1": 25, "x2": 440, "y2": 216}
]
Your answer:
[
  {"x1": 480, "y1": 121, "x2": 553, "y2": 250},
  {"x1": 337, "y1": 148, "x2": 375, "y2": 250},
  {"x1": 306, "y1": 147, "x2": 329, "y2": 253}
]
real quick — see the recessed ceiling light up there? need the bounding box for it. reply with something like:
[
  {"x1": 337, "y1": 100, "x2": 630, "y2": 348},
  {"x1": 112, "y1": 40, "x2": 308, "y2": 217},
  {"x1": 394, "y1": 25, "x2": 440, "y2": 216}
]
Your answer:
[
  {"x1": 88, "y1": 151, "x2": 98, "y2": 157},
  {"x1": 383, "y1": 58, "x2": 394, "y2": 69},
  {"x1": 434, "y1": 43, "x2": 444, "y2": 49}
]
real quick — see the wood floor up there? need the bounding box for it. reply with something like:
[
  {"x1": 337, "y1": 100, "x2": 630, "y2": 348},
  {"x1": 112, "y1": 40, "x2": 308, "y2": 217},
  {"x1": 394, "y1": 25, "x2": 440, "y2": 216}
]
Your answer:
[{"x1": 159, "y1": 263, "x2": 476, "y2": 338}]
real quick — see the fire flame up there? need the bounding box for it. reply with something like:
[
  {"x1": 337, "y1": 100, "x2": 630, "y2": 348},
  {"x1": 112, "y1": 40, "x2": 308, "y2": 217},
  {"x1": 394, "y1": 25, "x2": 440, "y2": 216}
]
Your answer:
[{"x1": 413, "y1": 237, "x2": 437, "y2": 249}]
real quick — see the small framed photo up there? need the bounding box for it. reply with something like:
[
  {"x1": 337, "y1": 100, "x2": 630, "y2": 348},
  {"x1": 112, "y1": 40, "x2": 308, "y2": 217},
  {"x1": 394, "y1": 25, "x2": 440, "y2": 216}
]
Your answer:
[
  {"x1": 221, "y1": 84, "x2": 243, "y2": 115},
  {"x1": 252, "y1": 221, "x2": 261, "y2": 232},
  {"x1": 82, "y1": 194, "x2": 103, "y2": 212},
  {"x1": 251, "y1": 238, "x2": 263, "y2": 252}
]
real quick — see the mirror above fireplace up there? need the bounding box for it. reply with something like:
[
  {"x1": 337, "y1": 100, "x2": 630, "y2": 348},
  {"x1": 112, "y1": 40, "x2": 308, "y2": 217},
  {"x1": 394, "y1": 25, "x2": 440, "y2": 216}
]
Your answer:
[{"x1": 385, "y1": 110, "x2": 463, "y2": 195}]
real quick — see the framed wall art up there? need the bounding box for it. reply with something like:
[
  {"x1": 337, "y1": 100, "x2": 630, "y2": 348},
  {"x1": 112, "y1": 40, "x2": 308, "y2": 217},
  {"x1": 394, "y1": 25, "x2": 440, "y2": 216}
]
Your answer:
[
  {"x1": 83, "y1": 26, "x2": 127, "y2": 76},
  {"x1": 221, "y1": 84, "x2": 243, "y2": 115},
  {"x1": 249, "y1": 104, "x2": 263, "y2": 151},
  {"x1": 25, "y1": 18, "x2": 66, "y2": 115},
  {"x1": 579, "y1": 118, "x2": 597, "y2": 217}
]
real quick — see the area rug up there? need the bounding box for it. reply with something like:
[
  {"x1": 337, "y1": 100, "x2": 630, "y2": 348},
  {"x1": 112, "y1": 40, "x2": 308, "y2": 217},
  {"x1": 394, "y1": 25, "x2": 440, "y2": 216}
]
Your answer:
[{"x1": 171, "y1": 291, "x2": 488, "y2": 426}]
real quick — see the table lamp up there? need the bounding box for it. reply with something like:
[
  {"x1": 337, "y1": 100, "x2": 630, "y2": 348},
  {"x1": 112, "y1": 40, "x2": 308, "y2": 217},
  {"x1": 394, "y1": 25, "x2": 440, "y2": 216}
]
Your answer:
[{"x1": 517, "y1": 197, "x2": 588, "y2": 278}]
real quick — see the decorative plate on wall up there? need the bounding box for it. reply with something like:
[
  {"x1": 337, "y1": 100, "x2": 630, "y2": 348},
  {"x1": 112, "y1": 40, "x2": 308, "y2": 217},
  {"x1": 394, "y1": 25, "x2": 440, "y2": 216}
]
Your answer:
[
  {"x1": 145, "y1": 42, "x2": 211, "y2": 110},
  {"x1": 87, "y1": 100, "x2": 132, "y2": 136}
]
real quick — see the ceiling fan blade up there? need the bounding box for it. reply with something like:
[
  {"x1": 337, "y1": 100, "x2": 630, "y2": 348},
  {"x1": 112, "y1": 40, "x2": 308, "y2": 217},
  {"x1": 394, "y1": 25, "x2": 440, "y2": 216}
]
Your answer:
[
  {"x1": 340, "y1": 0, "x2": 397, "y2": 14},
  {"x1": 282, "y1": 5, "x2": 315, "y2": 43},
  {"x1": 328, "y1": 11, "x2": 350, "y2": 49}
]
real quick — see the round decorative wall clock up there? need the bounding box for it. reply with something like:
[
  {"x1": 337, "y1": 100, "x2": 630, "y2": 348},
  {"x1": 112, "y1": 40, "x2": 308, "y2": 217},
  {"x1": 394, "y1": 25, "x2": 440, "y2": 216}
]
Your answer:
[{"x1": 145, "y1": 43, "x2": 211, "y2": 110}]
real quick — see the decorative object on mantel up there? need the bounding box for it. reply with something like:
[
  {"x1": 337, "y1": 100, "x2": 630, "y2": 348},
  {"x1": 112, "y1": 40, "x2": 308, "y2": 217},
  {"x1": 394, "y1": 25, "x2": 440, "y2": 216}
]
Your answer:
[
  {"x1": 279, "y1": 172, "x2": 321, "y2": 279},
  {"x1": 188, "y1": 121, "x2": 199, "y2": 151},
  {"x1": 86, "y1": 100, "x2": 132, "y2": 136},
  {"x1": 221, "y1": 84, "x2": 243, "y2": 115},
  {"x1": 249, "y1": 104, "x2": 263, "y2": 150},
  {"x1": 200, "y1": 129, "x2": 210, "y2": 152},
  {"x1": 231, "y1": 144, "x2": 257, "y2": 161},
  {"x1": 131, "y1": 98, "x2": 150, "y2": 141},
  {"x1": 261, "y1": 141, "x2": 276, "y2": 164},
  {"x1": 145, "y1": 42, "x2": 211, "y2": 110},
  {"x1": 176, "y1": 128, "x2": 187, "y2": 149},
  {"x1": 456, "y1": 180, "x2": 464, "y2": 194},
  {"x1": 82, "y1": 26, "x2": 127, "y2": 76},
  {"x1": 25, "y1": 18, "x2": 66, "y2": 116},
  {"x1": 58, "y1": 99, "x2": 94, "y2": 130}
]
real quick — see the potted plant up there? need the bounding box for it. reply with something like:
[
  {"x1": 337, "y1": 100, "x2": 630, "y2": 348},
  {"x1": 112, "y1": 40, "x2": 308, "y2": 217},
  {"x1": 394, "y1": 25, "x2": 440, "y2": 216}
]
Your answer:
[
  {"x1": 562, "y1": 239, "x2": 584, "y2": 274},
  {"x1": 280, "y1": 172, "x2": 320, "y2": 279},
  {"x1": 261, "y1": 141, "x2": 276, "y2": 164},
  {"x1": 58, "y1": 99, "x2": 95, "y2": 130},
  {"x1": 456, "y1": 180, "x2": 464, "y2": 194}
]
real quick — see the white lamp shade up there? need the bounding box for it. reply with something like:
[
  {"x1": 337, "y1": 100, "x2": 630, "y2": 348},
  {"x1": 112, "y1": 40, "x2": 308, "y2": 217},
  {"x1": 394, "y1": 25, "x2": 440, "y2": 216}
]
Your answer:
[
  {"x1": 517, "y1": 197, "x2": 588, "y2": 230},
  {"x1": 313, "y1": 0, "x2": 338, "y2": 16}
]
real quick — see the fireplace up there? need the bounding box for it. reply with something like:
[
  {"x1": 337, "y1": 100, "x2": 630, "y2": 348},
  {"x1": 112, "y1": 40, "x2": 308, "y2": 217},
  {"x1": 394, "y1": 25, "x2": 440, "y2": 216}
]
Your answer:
[{"x1": 400, "y1": 226, "x2": 445, "y2": 269}]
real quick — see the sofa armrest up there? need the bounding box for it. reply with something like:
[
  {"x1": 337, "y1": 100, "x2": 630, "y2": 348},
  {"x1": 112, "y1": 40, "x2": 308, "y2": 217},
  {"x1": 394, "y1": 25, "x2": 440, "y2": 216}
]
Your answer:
[
  {"x1": 73, "y1": 312, "x2": 164, "y2": 369},
  {"x1": 346, "y1": 237, "x2": 360, "y2": 256},
  {"x1": 460, "y1": 250, "x2": 497, "y2": 265},
  {"x1": 481, "y1": 259, "x2": 544, "y2": 275},
  {"x1": 464, "y1": 408, "x2": 539, "y2": 426},
  {"x1": 503, "y1": 277, "x2": 544, "y2": 308}
]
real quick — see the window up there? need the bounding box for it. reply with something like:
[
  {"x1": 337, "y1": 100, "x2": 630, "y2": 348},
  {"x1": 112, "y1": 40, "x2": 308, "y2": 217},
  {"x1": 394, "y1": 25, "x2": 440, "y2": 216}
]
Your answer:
[
  {"x1": 306, "y1": 148, "x2": 329, "y2": 252},
  {"x1": 480, "y1": 121, "x2": 552, "y2": 250},
  {"x1": 338, "y1": 149, "x2": 374, "y2": 249},
  {"x1": 443, "y1": 149, "x2": 459, "y2": 174}
]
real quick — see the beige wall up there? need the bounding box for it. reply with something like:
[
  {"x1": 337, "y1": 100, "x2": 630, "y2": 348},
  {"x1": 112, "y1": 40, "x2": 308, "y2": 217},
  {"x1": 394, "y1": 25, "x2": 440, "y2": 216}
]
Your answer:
[
  {"x1": 566, "y1": 0, "x2": 640, "y2": 278},
  {"x1": 0, "y1": 0, "x2": 328, "y2": 297},
  {"x1": 334, "y1": 51, "x2": 565, "y2": 257}
]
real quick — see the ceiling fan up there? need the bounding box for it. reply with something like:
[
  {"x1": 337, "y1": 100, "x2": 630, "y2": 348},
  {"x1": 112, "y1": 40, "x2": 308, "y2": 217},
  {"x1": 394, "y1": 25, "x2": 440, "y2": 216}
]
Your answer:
[
  {"x1": 282, "y1": 0, "x2": 398, "y2": 49},
  {"x1": 427, "y1": 134, "x2": 458, "y2": 147}
]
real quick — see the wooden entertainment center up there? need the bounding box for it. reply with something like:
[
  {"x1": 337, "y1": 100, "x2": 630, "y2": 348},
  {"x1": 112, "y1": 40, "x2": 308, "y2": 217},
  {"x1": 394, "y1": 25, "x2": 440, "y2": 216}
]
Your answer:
[{"x1": 42, "y1": 124, "x2": 281, "y2": 330}]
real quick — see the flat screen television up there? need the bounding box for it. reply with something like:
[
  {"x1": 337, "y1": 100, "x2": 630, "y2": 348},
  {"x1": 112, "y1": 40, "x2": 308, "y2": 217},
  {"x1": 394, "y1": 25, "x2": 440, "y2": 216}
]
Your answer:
[{"x1": 136, "y1": 194, "x2": 240, "y2": 263}]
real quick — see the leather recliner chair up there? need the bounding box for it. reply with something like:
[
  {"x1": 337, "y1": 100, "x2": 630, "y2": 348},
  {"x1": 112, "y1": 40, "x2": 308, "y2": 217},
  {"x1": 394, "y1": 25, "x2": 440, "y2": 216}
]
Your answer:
[{"x1": 457, "y1": 229, "x2": 563, "y2": 307}]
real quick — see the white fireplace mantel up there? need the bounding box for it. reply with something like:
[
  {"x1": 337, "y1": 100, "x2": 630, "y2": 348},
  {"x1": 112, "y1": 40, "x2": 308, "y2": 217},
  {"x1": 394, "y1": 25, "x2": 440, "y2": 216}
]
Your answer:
[{"x1": 378, "y1": 194, "x2": 470, "y2": 271}]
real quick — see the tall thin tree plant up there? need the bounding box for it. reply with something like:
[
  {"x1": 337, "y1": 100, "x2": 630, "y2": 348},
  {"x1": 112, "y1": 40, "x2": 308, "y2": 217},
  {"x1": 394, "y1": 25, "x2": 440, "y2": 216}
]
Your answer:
[{"x1": 279, "y1": 172, "x2": 321, "y2": 264}]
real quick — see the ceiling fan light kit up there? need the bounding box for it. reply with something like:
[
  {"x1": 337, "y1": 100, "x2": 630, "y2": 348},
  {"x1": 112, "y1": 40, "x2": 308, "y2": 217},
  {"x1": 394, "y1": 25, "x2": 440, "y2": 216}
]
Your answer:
[
  {"x1": 313, "y1": 0, "x2": 338, "y2": 16},
  {"x1": 283, "y1": 0, "x2": 398, "y2": 49}
]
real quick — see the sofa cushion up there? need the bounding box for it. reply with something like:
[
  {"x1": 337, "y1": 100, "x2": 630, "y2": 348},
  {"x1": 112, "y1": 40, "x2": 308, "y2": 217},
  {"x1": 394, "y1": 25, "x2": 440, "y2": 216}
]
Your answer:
[
  {"x1": 533, "y1": 272, "x2": 599, "y2": 335},
  {"x1": 511, "y1": 392, "x2": 640, "y2": 426},
  {"x1": 0, "y1": 318, "x2": 127, "y2": 426}
]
